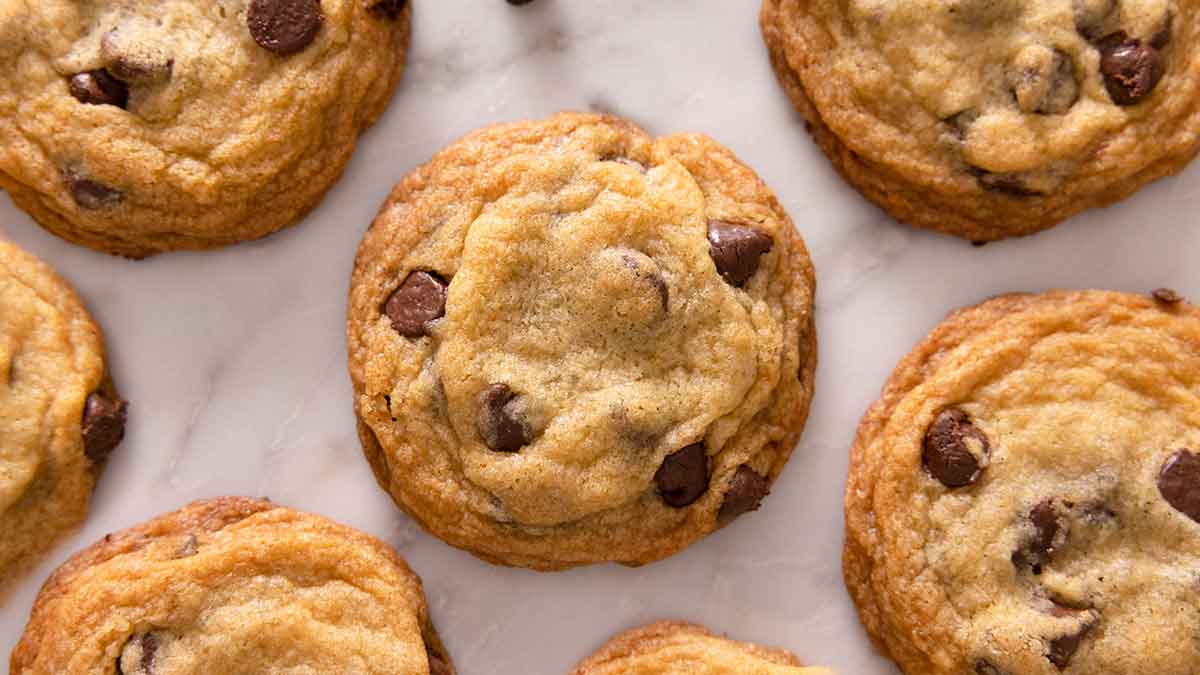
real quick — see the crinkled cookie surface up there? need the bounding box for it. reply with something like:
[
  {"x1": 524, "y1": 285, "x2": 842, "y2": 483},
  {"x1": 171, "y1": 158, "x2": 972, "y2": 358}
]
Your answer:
[
  {"x1": 845, "y1": 290, "x2": 1200, "y2": 674},
  {"x1": 762, "y1": 0, "x2": 1200, "y2": 240},
  {"x1": 0, "y1": 0, "x2": 410, "y2": 256},
  {"x1": 348, "y1": 112, "x2": 817, "y2": 569},
  {"x1": 0, "y1": 239, "x2": 124, "y2": 590},
  {"x1": 10, "y1": 497, "x2": 454, "y2": 675}
]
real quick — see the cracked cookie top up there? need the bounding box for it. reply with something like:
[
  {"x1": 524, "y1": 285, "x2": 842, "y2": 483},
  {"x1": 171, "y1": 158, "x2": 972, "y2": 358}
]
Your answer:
[
  {"x1": 0, "y1": 0, "x2": 409, "y2": 256},
  {"x1": 347, "y1": 113, "x2": 817, "y2": 569},
  {"x1": 845, "y1": 289, "x2": 1200, "y2": 674},
  {"x1": 10, "y1": 497, "x2": 453, "y2": 675}
]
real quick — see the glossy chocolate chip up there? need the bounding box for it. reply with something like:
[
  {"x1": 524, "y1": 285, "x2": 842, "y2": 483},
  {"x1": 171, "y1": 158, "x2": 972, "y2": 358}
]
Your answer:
[
  {"x1": 654, "y1": 443, "x2": 710, "y2": 507},
  {"x1": 1008, "y1": 46, "x2": 1078, "y2": 114},
  {"x1": 478, "y1": 384, "x2": 531, "y2": 453},
  {"x1": 1047, "y1": 613, "x2": 1096, "y2": 668},
  {"x1": 68, "y1": 70, "x2": 128, "y2": 108},
  {"x1": 82, "y1": 392, "x2": 128, "y2": 464},
  {"x1": 718, "y1": 465, "x2": 771, "y2": 523},
  {"x1": 707, "y1": 221, "x2": 773, "y2": 287},
  {"x1": 1158, "y1": 449, "x2": 1200, "y2": 523},
  {"x1": 923, "y1": 408, "x2": 990, "y2": 487},
  {"x1": 384, "y1": 271, "x2": 447, "y2": 338},
  {"x1": 368, "y1": 0, "x2": 408, "y2": 19},
  {"x1": 1012, "y1": 499, "x2": 1061, "y2": 573},
  {"x1": 66, "y1": 173, "x2": 124, "y2": 210},
  {"x1": 1152, "y1": 288, "x2": 1183, "y2": 305},
  {"x1": 1099, "y1": 33, "x2": 1164, "y2": 106},
  {"x1": 101, "y1": 29, "x2": 173, "y2": 84},
  {"x1": 247, "y1": 0, "x2": 323, "y2": 55}
]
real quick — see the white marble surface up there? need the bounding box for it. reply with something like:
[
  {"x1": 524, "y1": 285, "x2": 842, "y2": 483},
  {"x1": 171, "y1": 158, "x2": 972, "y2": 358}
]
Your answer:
[{"x1": 2, "y1": 1, "x2": 1199, "y2": 673}]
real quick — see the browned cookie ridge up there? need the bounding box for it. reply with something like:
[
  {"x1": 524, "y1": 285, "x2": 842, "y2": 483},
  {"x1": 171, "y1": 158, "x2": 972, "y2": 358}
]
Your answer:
[
  {"x1": 347, "y1": 112, "x2": 817, "y2": 570},
  {"x1": 845, "y1": 290, "x2": 1200, "y2": 674},
  {"x1": 762, "y1": 0, "x2": 1200, "y2": 240}
]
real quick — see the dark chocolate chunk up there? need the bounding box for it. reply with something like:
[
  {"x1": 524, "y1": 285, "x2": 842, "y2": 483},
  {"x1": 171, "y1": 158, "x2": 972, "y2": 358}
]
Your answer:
[
  {"x1": 1047, "y1": 614, "x2": 1096, "y2": 668},
  {"x1": 68, "y1": 70, "x2": 128, "y2": 108},
  {"x1": 1158, "y1": 449, "x2": 1200, "y2": 523},
  {"x1": 247, "y1": 0, "x2": 323, "y2": 55},
  {"x1": 923, "y1": 408, "x2": 990, "y2": 487},
  {"x1": 707, "y1": 221, "x2": 773, "y2": 287},
  {"x1": 82, "y1": 392, "x2": 128, "y2": 464},
  {"x1": 66, "y1": 172, "x2": 125, "y2": 210},
  {"x1": 1099, "y1": 33, "x2": 1164, "y2": 106},
  {"x1": 101, "y1": 29, "x2": 173, "y2": 84},
  {"x1": 654, "y1": 443, "x2": 710, "y2": 507},
  {"x1": 1012, "y1": 499, "x2": 1062, "y2": 573},
  {"x1": 717, "y1": 465, "x2": 771, "y2": 523},
  {"x1": 384, "y1": 271, "x2": 448, "y2": 338},
  {"x1": 478, "y1": 384, "x2": 531, "y2": 453}
]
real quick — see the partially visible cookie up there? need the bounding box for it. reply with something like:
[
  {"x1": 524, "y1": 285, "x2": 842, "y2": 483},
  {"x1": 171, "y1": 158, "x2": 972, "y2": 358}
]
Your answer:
[
  {"x1": 762, "y1": 0, "x2": 1200, "y2": 241},
  {"x1": 844, "y1": 290, "x2": 1200, "y2": 674},
  {"x1": 347, "y1": 112, "x2": 817, "y2": 570},
  {"x1": 10, "y1": 497, "x2": 454, "y2": 674},
  {"x1": 0, "y1": 239, "x2": 125, "y2": 590},
  {"x1": 0, "y1": 0, "x2": 411, "y2": 257},
  {"x1": 570, "y1": 621, "x2": 834, "y2": 674}
]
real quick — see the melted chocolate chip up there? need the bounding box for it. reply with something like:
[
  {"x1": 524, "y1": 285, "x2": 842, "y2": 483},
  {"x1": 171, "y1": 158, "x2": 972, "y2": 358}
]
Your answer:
[
  {"x1": 478, "y1": 384, "x2": 531, "y2": 452},
  {"x1": 1099, "y1": 33, "x2": 1164, "y2": 106},
  {"x1": 1012, "y1": 499, "x2": 1061, "y2": 572},
  {"x1": 1158, "y1": 449, "x2": 1200, "y2": 523},
  {"x1": 717, "y1": 465, "x2": 771, "y2": 523},
  {"x1": 1152, "y1": 288, "x2": 1183, "y2": 305},
  {"x1": 66, "y1": 173, "x2": 124, "y2": 210},
  {"x1": 384, "y1": 271, "x2": 447, "y2": 338},
  {"x1": 68, "y1": 70, "x2": 128, "y2": 108},
  {"x1": 654, "y1": 443, "x2": 710, "y2": 507},
  {"x1": 368, "y1": 0, "x2": 409, "y2": 19},
  {"x1": 247, "y1": 0, "x2": 323, "y2": 55},
  {"x1": 82, "y1": 392, "x2": 128, "y2": 463},
  {"x1": 1047, "y1": 614, "x2": 1096, "y2": 668},
  {"x1": 707, "y1": 221, "x2": 773, "y2": 287},
  {"x1": 923, "y1": 408, "x2": 990, "y2": 487}
]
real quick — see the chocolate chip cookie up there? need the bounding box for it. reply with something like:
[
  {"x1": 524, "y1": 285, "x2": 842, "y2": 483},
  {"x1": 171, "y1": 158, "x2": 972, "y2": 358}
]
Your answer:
[
  {"x1": 0, "y1": 239, "x2": 125, "y2": 589},
  {"x1": 571, "y1": 621, "x2": 834, "y2": 674},
  {"x1": 0, "y1": 0, "x2": 410, "y2": 257},
  {"x1": 347, "y1": 112, "x2": 817, "y2": 570},
  {"x1": 10, "y1": 497, "x2": 454, "y2": 674},
  {"x1": 761, "y1": 0, "x2": 1200, "y2": 241},
  {"x1": 844, "y1": 289, "x2": 1200, "y2": 674}
]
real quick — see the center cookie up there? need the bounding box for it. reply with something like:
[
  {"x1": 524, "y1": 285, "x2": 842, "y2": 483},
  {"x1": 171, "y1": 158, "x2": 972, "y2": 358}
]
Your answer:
[
  {"x1": 0, "y1": 0, "x2": 411, "y2": 257},
  {"x1": 844, "y1": 290, "x2": 1200, "y2": 674},
  {"x1": 347, "y1": 113, "x2": 817, "y2": 570},
  {"x1": 761, "y1": 0, "x2": 1200, "y2": 240}
]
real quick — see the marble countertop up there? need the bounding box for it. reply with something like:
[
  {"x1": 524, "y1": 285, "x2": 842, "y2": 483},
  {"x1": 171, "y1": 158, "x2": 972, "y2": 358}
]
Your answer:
[{"x1": 2, "y1": 1, "x2": 1198, "y2": 673}]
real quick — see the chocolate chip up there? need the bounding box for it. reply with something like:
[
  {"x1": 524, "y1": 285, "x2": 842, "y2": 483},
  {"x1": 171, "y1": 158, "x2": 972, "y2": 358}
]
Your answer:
[
  {"x1": 247, "y1": 0, "x2": 323, "y2": 55},
  {"x1": 384, "y1": 271, "x2": 447, "y2": 338},
  {"x1": 1012, "y1": 499, "x2": 1061, "y2": 573},
  {"x1": 707, "y1": 221, "x2": 773, "y2": 287},
  {"x1": 1159, "y1": 449, "x2": 1200, "y2": 523},
  {"x1": 478, "y1": 384, "x2": 531, "y2": 452},
  {"x1": 1152, "y1": 288, "x2": 1183, "y2": 305},
  {"x1": 100, "y1": 29, "x2": 173, "y2": 84},
  {"x1": 68, "y1": 70, "x2": 128, "y2": 108},
  {"x1": 66, "y1": 172, "x2": 124, "y2": 210},
  {"x1": 974, "y1": 169, "x2": 1043, "y2": 197},
  {"x1": 368, "y1": 0, "x2": 409, "y2": 19},
  {"x1": 1073, "y1": 0, "x2": 1115, "y2": 39},
  {"x1": 1099, "y1": 33, "x2": 1164, "y2": 106},
  {"x1": 82, "y1": 392, "x2": 128, "y2": 464},
  {"x1": 119, "y1": 632, "x2": 159, "y2": 675},
  {"x1": 1008, "y1": 45, "x2": 1078, "y2": 114},
  {"x1": 654, "y1": 443, "x2": 710, "y2": 507},
  {"x1": 1047, "y1": 613, "x2": 1096, "y2": 668},
  {"x1": 717, "y1": 465, "x2": 771, "y2": 523},
  {"x1": 923, "y1": 408, "x2": 990, "y2": 487}
]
